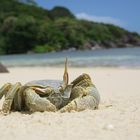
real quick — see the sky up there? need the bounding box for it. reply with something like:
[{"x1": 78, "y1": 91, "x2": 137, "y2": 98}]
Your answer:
[{"x1": 35, "y1": 0, "x2": 140, "y2": 33}]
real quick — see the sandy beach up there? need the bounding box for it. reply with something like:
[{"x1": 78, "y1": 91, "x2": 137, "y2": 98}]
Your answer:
[{"x1": 0, "y1": 67, "x2": 140, "y2": 140}]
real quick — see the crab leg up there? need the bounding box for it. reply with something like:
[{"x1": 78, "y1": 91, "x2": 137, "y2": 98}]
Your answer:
[
  {"x1": 59, "y1": 84, "x2": 100, "y2": 113},
  {"x1": 24, "y1": 88, "x2": 56, "y2": 112},
  {"x1": 71, "y1": 73, "x2": 91, "y2": 87},
  {"x1": 59, "y1": 95, "x2": 97, "y2": 113},
  {"x1": 2, "y1": 82, "x2": 21, "y2": 114},
  {"x1": 0, "y1": 83, "x2": 12, "y2": 99}
]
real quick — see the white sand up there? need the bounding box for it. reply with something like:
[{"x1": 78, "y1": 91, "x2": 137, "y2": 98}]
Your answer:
[{"x1": 0, "y1": 67, "x2": 140, "y2": 140}]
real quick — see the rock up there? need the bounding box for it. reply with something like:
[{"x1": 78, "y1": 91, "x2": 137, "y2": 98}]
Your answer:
[
  {"x1": 124, "y1": 43, "x2": 134, "y2": 48},
  {"x1": 102, "y1": 40, "x2": 117, "y2": 48},
  {"x1": 121, "y1": 34, "x2": 140, "y2": 46},
  {"x1": 91, "y1": 44, "x2": 102, "y2": 50},
  {"x1": 0, "y1": 63, "x2": 9, "y2": 73},
  {"x1": 83, "y1": 42, "x2": 93, "y2": 49}
]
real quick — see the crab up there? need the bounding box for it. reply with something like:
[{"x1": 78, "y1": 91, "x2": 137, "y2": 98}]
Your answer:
[{"x1": 0, "y1": 58, "x2": 100, "y2": 115}]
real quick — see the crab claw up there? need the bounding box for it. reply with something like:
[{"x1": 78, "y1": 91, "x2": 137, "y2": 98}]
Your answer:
[
  {"x1": 59, "y1": 95, "x2": 97, "y2": 113},
  {"x1": 62, "y1": 84, "x2": 73, "y2": 98}
]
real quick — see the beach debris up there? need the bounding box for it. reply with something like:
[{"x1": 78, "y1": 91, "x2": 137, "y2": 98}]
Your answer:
[
  {"x1": 0, "y1": 58, "x2": 100, "y2": 115},
  {"x1": 103, "y1": 124, "x2": 114, "y2": 131},
  {"x1": 0, "y1": 63, "x2": 9, "y2": 73}
]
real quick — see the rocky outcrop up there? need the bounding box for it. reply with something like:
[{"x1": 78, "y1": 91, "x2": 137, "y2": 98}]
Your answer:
[{"x1": 0, "y1": 63, "x2": 9, "y2": 73}]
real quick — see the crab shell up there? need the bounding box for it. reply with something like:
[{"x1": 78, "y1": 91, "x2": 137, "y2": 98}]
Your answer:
[
  {"x1": 25, "y1": 80, "x2": 71, "y2": 109},
  {"x1": 26, "y1": 80, "x2": 63, "y2": 88}
]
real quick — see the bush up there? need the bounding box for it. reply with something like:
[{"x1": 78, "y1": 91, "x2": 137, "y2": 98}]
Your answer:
[{"x1": 33, "y1": 44, "x2": 61, "y2": 53}]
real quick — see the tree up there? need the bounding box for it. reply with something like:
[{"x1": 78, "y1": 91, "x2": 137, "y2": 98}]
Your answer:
[
  {"x1": 54, "y1": 18, "x2": 86, "y2": 49},
  {"x1": 17, "y1": 0, "x2": 37, "y2": 5},
  {"x1": 49, "y1": 6, "x2": 75, "y2": 19},
  {"x1": 1, "y1": 16, "x2": 39, "y2": 54}
]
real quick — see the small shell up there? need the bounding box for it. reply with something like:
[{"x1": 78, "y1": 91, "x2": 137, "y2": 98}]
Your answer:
[{"x1": 103, "y1": 124, "x2": 114, "y2": 131}]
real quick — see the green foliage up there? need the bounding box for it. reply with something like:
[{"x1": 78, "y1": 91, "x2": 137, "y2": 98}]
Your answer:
[
  {"x1": 0, "y1": 0, "x2": 139, "y2": 54},
  {"x1": 1, "y1": 16, "x2": 39, "y2": 54},
  {"x1": 53, "y1": 18, "x2": 86, "y2": 49},
  {"x1": 33, "y1": 44, "x2": 61, "y2": 53},
  {"x1": 0, "y1": 37, "x2": 6, "y2": 54},
  {"x1": 49, "y1": 6, "x2": 75, "y2": 19}
]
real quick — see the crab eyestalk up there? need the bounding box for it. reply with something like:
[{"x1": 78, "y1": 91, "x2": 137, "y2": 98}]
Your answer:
[
  {"x1": 63, "y1": 57, "x2": 69, "y2": 85},
  {"x1": 59, "y1": 58, "x2": 69, "y2": 92}
]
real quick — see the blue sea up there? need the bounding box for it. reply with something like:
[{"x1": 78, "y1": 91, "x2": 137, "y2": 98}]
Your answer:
[{"x1": 0, "y1": 47, "x2": 140, "y2": 68}]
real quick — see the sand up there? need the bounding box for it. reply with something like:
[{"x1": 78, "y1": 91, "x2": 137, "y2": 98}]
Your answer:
[{"x1": 0, "y1": 67, "x2": 140, "y2": 140}]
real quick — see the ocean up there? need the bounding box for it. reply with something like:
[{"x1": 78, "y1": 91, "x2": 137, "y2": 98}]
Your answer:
[{"x1": 0, "y1": 47, "x2": 140, "y2": 68}]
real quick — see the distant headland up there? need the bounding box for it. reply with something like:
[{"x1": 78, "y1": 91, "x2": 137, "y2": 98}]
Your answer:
[{"x1": 0, "y1": 0, "x2": 140, "y2": 54}]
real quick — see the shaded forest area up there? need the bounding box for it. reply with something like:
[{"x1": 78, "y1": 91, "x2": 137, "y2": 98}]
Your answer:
[{"x1": 0, "y1": 0, "x2": 140, "y2": 54}]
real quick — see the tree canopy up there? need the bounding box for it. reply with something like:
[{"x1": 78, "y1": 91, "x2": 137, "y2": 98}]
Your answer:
[{"x1": 0, "y1": 0, "x2": 140, "y2": 54}]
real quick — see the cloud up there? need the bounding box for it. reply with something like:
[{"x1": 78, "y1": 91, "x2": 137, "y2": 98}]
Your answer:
[{"x1": 76, "y1": 13, "x2": 122, "y2": 26}]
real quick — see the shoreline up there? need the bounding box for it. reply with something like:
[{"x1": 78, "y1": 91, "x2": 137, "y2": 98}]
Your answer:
[{"x1": 1, "y1": 47, "x2": 140, "y2": 69}]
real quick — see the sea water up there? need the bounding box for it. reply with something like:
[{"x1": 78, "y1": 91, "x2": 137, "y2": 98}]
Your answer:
[{"x1": 0, "y1": 47, "x2": 140, "y2": 68}]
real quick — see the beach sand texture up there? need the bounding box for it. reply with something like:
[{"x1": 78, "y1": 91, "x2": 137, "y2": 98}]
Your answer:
[{"x1": 0, "y1": 67, "x2": 140, "y2": 140}]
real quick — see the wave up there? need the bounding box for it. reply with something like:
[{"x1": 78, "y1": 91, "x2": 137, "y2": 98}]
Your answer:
[{"x1": 0, "y1": 47, "x2": 140, "y2": 68}]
